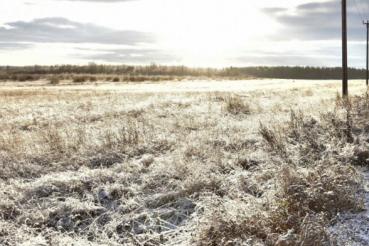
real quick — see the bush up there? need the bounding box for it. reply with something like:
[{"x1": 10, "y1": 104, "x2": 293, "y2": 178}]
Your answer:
[
  {"x1": 10, "y1": 75, "x2": 18, "y2": 81},
  {"x1": 129, "y1": 76, "x2": 136, "y2": 82},
  {"x1": 10, "y1": 74, "x2": 41, "y2": 82},
  {"x1": 0, "y1": 74, "x2": 8, "y2": 81},
  {"x1": 17, "y1": 74, "x2": 35, "y2": 82},
  {"x1": 151, "y1": 76, "x2": 161, "y2": 82},
  {"x1": 50, "y1": 76, "x2": 60, "y2": 85},
  {"x1": 136, "y1": 75, "x2": 146, "y2": 82},
  {"x1": 112, "y1": 77, "x2": 120, "y2": 82},
  {"x1": 73, "y1": 76, "x2": 87, "y2": 83},
  {"x1": 89, "y1": 76, "x2": 97, "y2": 82},
  {"x1": 18, "y1": 75, "x2": 26, "y2": 82}
]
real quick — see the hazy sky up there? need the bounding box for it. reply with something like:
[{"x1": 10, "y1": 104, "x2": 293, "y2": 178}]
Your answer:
[{"x1": 0, "y1": 0, "x2": 367, "y2": 67}]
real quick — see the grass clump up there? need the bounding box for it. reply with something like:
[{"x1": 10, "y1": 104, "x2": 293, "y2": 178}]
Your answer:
[{"x1": 223, "y1": 94, "x2": 252, "y2": 115}]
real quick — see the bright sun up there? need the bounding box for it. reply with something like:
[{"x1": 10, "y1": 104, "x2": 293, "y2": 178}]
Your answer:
[{"x1": 154, "y1": 0, "x2": 277, "y2": 66}]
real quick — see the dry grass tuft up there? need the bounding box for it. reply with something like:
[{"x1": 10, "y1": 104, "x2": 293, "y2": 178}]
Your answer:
[{"x1": 223, "y1": 94, "x2": 252, "y2": 115}]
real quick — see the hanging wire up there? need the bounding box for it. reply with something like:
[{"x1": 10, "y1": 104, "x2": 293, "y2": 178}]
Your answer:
[
  {"x1": 359, "y1": 0, "x2": 369, "y2": 20},
  {"x1": 352, "y1": 0, "x2": 365, "y2": 21},
  {"x1": 366, "y1": 0, "x2": 369, "y2": 19}
]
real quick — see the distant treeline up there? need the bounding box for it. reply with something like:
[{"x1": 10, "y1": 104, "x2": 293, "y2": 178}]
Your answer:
[{"x1": 0, "y1": 63, "x2": 367, "y2": 80}]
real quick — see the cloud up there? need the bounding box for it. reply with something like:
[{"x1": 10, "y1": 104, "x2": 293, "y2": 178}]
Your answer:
[
  {"x1": 233, "y1": 40, "x2": 366, "y2": 67},
  {"x1": 76, "y1": 48, "x2": 181, "y2": 63},
  {"x1": 0, "y1": 17, "x2": 174, "y2": 65},
  {"x1": 0, "y1": 17, "x2": 156, "y2": 45},
  {"x1": 262, "y1": 1, "x2": 365, "y2": 41},
  {"x1": 0, "y1": 43, "x2": 33, "y2": 50},
  {"x1": 296, "y1": 1, "x2": 337, "y2": 11}
]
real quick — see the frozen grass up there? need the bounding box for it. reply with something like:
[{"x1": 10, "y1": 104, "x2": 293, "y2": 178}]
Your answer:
[{"x1": 0, "y1": 79, "x2": 368, "y2": 245}]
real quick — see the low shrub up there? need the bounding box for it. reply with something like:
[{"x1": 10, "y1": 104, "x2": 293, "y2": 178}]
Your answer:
[
  {"x1": 50, "y1": 76, "x2": 60, "y2": 85},
  {"x1": 73, "y1": 76, "x2": 87, "y2": 83},
  {"x1": 17, "y1": 74, "x2": 38, "y2": 82},
  {"x1": 136, "y1": 75, "x2": 146, "y2": 82},
  {"x1": 89, "y1": 76, "x2": 97, "y2": 82},
  {"x1": 0, "y1": 74, "x2": 8, "y2": 81},
  {"x1": 129, "y1": 76, "x2": 136, "y2": 82}
]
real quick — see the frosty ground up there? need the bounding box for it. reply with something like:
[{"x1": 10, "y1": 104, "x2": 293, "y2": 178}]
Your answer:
[{"x1": 0, "y1": 78, "x2": 368, "y2": 245}]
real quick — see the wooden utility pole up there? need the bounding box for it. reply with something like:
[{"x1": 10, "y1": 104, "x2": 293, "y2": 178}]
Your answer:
[
  {"x1": 342, "y1": 0, "x2": 348, "y2": 96},
  {"x1": 364, "y1": 21, "x2": 369, "y2": 86}
]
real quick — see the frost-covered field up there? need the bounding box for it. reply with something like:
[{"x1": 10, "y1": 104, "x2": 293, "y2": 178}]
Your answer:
[{"x1": 1, "y1": 79, "x2": 368, "y2": 245}]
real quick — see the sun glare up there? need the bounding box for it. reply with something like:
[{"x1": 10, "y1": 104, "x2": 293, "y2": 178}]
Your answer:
[{"x1": 156, "y1": 0, "x2": 277, "y2": 66}]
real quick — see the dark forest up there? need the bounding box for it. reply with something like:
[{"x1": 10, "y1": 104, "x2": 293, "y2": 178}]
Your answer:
[{"x1": 0, "y1": 63, "x2": 367, "y2": 80}]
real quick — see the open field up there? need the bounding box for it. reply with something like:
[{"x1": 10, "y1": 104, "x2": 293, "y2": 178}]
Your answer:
[
  {"x1": 1, "y1": 79, "x2": 369, "y2": 245},
  {"x1": 0, "y1": 78, "x2": 351, "y2": 92}
]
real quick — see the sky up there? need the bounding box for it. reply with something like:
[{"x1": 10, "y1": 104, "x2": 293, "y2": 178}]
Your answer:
[{"x1": 0, "y1": 0, "x2": 368, "y2": 67}]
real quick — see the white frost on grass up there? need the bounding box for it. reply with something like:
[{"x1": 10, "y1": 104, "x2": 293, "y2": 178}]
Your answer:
[{"x1": 329, "y1": 168, "x2": 369, "y2": 245}]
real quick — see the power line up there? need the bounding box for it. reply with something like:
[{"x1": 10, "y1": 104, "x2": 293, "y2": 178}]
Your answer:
[
  {"x1": 352, "y1": 0, "x2": 365, "y2": 21},
  {"x1": 353, "y1": 0, "x2": 365, "y2": 20},
  {"x1": 359, "y1": 0, "x2": 369, "y2": 20}
]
